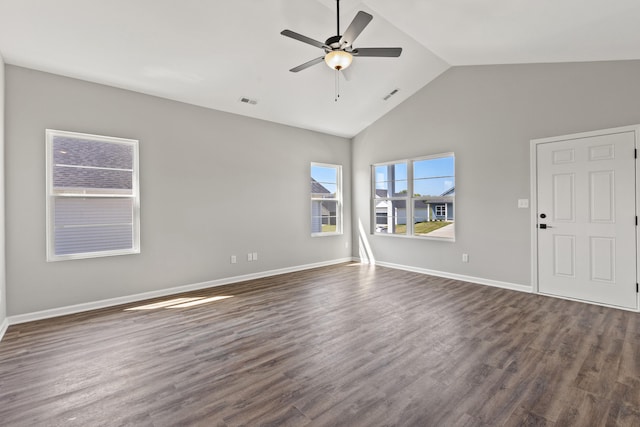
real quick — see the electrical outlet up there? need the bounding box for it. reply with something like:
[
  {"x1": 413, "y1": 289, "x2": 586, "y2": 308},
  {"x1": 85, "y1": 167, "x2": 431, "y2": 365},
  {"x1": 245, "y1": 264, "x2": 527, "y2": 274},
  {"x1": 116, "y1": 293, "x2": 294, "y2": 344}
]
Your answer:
[
  {"x1": 518, "y1": 199, "x2": 529, "y2": 208},
  {"x1": 462, "y1": 253, "x2": 469, "y2": 263},
  {"x1": 230, "y1": 255, "x2": 237, "y2": 264},
  {"x1": 252, "y1": 252, "x2": 258, "y2": 261}
]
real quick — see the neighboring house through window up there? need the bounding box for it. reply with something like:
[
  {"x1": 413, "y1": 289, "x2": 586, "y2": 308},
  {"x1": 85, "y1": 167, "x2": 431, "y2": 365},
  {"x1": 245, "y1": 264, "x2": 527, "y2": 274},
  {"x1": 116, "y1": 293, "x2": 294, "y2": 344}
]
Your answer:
[
  {"x1": 373, "y1": 153, "x2": 455, "y2": 239},
  {"x1": 46, "y1": 129, "x2": 140, "y2": 261},
  {"x1": 311, "y1": 163, "x2": 342, "y2": 236}
]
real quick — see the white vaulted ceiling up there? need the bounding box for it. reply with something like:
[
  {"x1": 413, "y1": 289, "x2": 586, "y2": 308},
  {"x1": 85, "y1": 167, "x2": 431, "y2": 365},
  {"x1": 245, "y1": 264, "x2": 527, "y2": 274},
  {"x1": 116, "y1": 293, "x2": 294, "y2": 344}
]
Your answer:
[{"x1": 1, "y1": 0, "x2": 640, "y2": 137}]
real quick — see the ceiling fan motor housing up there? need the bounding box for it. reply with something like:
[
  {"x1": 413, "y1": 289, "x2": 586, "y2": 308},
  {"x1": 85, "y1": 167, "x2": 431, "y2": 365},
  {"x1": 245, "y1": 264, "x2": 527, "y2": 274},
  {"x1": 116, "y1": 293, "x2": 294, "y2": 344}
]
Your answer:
[{"x1": 325, "y1": 35, "x2": 346, "y2": 51}]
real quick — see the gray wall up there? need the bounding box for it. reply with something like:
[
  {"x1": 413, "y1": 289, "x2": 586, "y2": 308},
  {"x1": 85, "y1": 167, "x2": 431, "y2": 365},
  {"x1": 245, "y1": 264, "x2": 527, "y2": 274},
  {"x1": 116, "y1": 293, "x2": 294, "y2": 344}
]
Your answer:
[
  {"x1": 5, "y1": 65, "x2": 351, "y2": 316},
  {"x1": 352, "y1": 60, "x2": 640, "y2": 287},
  {"x1": 0, "y1": 55, "x2": 6, "y2": 328}
]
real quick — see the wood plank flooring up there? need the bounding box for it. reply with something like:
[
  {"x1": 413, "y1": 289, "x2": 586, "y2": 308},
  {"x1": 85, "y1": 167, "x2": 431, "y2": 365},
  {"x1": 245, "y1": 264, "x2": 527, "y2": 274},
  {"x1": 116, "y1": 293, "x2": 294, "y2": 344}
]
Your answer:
[{"x1": 1, "y1": 263, "x2": 639, "y2": 426}]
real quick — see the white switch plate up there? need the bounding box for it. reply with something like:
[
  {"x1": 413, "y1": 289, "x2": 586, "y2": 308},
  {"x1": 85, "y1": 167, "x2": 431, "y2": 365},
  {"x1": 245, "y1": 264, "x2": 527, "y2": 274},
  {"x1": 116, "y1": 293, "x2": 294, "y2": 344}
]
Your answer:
[
  {"x1": 518, "y1": 199, "x2": 529, "y2": 208},
  {"x1": 231, "y1": 255, "x2": 237, "y2": 264},
  {"x1": 252, "y1": 252, "x2": 258, "y2": 261},
  {"x1": 247, "y1": 253, "x2": 253, "y2": 261}
]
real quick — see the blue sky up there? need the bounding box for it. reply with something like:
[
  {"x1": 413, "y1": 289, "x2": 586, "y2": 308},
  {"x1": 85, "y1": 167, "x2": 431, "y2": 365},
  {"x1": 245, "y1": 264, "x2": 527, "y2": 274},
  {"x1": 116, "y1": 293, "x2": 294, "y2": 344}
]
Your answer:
[
  {"x1": 311, "y1": 165, "x2": 338, "y2": 194},
  {"x1": 375, "y1": 156, "x2": 454, "y2": 197}
]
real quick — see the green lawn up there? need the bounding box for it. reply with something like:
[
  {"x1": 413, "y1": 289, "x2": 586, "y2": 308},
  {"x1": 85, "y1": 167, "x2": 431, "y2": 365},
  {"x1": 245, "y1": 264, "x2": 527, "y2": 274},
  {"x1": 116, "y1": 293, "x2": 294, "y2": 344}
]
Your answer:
[
  {"x1": 393, "y1": 221, "x2": 452, "y2": 235},
  {"x1": 322, "y1": 224, "x2": 337, "y2": 232}
]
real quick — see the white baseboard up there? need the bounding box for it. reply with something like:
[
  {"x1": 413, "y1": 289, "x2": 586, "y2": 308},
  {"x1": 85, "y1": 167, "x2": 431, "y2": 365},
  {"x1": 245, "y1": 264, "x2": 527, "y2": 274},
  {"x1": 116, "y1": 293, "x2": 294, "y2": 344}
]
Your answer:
[
  {"x1": 7, "y1": 258, "x2": 353, "y2": 326},
  {"x1": 367, "y1": 259, "x2": 532, "y2": 293},
  {"x1": 0, "y1": 317, "x2": 8, "y2": 342}
]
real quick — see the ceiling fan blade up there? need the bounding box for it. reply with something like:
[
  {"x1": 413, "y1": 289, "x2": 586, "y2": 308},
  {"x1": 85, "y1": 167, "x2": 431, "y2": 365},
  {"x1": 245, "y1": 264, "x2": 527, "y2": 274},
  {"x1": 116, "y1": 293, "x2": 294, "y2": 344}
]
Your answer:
[
  {"x1": 290, "y1": 56, "x2": 325, "y2": 72},
  {"x1": 352, "y1": 47, "x2": 402, "y2": 57},
  {"x1": 339, "y1": 11, "x2": 373, "y2": 47},
  {"x1": 281, "y1": 30, "x2": 329, "y2": 49}
]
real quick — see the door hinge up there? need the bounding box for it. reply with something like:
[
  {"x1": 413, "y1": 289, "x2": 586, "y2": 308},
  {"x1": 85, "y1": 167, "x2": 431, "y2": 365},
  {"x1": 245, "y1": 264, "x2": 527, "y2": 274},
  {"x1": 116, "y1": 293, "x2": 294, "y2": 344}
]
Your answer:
[
  {"x1": 635, "y1": 149, "x2": 637, "y2": 159},
  {"x1": 637, "y1": 283, "x2": 639, "y2": 293},
  {"x1": 636, "y1": 216, "x2": 638, "y2": 226}
]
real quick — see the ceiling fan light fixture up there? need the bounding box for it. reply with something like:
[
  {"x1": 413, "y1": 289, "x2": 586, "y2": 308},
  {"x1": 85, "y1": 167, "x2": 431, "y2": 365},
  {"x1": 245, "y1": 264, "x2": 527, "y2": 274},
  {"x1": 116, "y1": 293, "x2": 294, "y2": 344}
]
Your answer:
[{"x1": 324, "y1": 50, "x2": 353, "y2": 71}]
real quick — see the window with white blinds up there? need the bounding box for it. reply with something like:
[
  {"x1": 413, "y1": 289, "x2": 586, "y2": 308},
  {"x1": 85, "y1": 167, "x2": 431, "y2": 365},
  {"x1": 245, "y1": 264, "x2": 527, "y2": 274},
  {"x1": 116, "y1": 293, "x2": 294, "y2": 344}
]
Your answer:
[{"x1": 46, "y1": 129, "x2": 140, "y2": 261}]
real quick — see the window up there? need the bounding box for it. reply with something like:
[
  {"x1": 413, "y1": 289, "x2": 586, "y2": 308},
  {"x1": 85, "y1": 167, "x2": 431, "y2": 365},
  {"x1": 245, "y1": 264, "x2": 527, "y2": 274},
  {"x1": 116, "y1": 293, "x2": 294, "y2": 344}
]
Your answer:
[
  {"x1": 373, "y1": 162, "x2": 407, "y2": 235},
  {"x1": 46, "y1": 129, "x2": 140, "y2": 261},
  {"x1": 373, "y1": 153, "x2": 454, "y2": 239},
  {"x1": 311, "y1": 163, "x2": 342, "y2": 236}
]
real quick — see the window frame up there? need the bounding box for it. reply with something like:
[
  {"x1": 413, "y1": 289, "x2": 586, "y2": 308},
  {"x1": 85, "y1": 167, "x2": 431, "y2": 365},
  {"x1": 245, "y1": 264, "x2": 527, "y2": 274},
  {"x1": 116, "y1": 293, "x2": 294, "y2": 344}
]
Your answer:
[
  {"x1": 310, "y1": 162, "x2": 343, "y2": 237},
  {"x1": 45, "y1": 129, "x2": 141, "y2": 261},
  {"x1": 372, "y1": 152, "x2": 455, "y2": 240}
]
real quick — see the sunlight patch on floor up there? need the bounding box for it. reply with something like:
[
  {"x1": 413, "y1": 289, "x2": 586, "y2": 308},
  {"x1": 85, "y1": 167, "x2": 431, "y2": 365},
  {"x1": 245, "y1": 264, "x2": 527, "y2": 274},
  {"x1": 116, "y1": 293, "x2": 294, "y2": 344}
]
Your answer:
[
  {"x1": 167, "y1": 295, "x2": 233, "y2": 308},
  {"x1": 125, "y1": 295, "x2": 233, "y2": 311}
]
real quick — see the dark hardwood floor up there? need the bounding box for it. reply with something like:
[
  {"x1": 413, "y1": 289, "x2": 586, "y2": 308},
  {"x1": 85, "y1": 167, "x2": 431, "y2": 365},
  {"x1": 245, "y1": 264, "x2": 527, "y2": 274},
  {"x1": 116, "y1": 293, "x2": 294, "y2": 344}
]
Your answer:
[{"x1": 1, "y1": 263, "x2": 639, "y2": 426}]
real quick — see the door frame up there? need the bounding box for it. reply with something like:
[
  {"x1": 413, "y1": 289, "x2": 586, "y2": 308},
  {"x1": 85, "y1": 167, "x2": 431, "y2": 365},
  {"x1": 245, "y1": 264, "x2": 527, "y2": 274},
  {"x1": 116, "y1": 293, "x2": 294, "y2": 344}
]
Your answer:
[{"x1": 530, "y1": 124, "x2": 640, "y2": 312}]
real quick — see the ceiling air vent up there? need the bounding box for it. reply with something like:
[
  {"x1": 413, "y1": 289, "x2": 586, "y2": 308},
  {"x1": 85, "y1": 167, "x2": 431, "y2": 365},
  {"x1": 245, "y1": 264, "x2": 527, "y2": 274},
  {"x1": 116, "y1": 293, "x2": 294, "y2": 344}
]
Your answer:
[
  {"x1": 239, "y1": 97, "x2": 258, "y2": 105},
  {"x1": 383, "y1": 88, "x2": 399, "y2": 101}
]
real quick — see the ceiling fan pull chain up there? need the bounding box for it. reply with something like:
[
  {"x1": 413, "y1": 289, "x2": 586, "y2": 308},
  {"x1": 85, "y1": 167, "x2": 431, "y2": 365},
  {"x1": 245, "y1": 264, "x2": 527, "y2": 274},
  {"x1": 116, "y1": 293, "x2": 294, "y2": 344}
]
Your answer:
[{"x1": 335, "y1": 69, "x2": 340, "y2": 102}]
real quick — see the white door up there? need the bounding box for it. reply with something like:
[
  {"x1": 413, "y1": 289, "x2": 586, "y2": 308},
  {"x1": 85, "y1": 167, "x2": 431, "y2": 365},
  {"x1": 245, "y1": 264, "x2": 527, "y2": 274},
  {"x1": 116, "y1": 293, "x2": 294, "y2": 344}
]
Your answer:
[{"x1": 536, "y1": 130, "x2": 637, "y2": 309}]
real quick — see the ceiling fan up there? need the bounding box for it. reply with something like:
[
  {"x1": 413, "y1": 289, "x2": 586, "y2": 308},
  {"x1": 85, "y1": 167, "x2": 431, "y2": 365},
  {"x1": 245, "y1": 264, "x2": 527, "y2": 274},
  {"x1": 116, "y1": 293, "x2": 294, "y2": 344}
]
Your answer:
[{"x1": 280, "y1": 0, "x2": 402, "y2": 74}]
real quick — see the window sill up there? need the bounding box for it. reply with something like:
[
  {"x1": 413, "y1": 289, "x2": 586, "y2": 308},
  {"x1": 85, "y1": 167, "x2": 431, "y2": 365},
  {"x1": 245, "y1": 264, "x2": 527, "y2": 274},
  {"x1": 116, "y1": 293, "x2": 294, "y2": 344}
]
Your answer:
[
  {"x1": 311, "y1": 232, "x2": 344, "y2": 238},
  {"x1": 47, "y1": 248, "x2": 140, "y2": 262},
  {"x1": 372, "y1": 233, "x2": 455, "y2": 242}
]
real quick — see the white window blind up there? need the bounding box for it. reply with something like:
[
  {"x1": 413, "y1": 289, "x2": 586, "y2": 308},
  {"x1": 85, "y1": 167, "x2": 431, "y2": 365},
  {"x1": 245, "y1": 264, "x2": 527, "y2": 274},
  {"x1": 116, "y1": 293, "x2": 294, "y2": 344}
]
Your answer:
[{"x1": 46, "y1": 129, "x2": 140, "y2": 261}]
